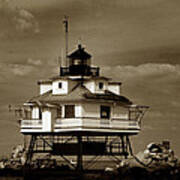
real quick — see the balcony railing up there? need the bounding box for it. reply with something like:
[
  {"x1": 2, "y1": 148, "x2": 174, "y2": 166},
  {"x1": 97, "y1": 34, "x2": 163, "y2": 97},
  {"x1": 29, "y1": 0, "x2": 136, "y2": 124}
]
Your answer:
[
  {"x1": 21, "y1": 119, "x2": 42, "y2": 127},
  {"x1": 20, "y1": 117, "x2": 140, "y2": 133},
  {"x1": 55, "y1": 117, "x2": 140, "y2": 131},
  {"x1": 60, "y1": 67, "x2": 100, "y2": 76}
]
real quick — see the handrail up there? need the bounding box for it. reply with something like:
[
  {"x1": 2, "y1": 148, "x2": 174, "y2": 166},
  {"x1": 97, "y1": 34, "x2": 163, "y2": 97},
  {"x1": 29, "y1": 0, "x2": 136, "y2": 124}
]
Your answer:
[
  {"x1": 55, "y1": 117, "x2": 139, "y2": 127},
  {"x1": 21, "y1": 119, "x2": 42, "y2": 125},
  {"x1": 56, "y1": 117, "x2": 136, "y2": 121}
]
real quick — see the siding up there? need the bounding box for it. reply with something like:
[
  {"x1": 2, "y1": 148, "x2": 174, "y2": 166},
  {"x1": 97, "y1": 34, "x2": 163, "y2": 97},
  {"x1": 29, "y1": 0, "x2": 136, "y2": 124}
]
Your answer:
[
  {"x1": 52, "y1": 80, "x2": 68, "y2": 94},
  {"x1": 82, "y1": 103, "x2": 101, "y2": 118},
  {"x1": 40, "y1": 84, "x2": 52, "y2": 95},
  {"x1": 108, "y1": 84, "x2": 121, "y2": 95},
  {"x1": 52, "y1": 80, "x2": 77, "y2": 95},
  {"x1": 82, "y1": 103, "x2": 128, "y2": 119}
]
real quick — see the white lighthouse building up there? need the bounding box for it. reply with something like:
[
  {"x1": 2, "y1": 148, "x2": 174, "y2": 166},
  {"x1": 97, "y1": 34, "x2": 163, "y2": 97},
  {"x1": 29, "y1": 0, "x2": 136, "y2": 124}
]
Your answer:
[
  {"x1": 15, "y1": 19, "x2": 148, "y2": 171},
  {"x1": 20, "y1": 44, "x2": 146, "y2": 135}
]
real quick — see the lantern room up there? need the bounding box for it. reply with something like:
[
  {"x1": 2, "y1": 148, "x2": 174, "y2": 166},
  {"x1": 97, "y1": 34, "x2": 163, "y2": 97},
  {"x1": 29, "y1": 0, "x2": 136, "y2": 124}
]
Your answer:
[{"x1": 60, "y1": 44, "x2": 99, "y2": 77}]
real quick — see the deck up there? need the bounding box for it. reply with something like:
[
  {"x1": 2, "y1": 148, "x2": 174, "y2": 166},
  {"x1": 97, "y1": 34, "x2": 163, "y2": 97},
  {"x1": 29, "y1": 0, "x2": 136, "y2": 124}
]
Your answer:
[{"x1": 20, "y1": 117, "x2": 140, "y2": 134}]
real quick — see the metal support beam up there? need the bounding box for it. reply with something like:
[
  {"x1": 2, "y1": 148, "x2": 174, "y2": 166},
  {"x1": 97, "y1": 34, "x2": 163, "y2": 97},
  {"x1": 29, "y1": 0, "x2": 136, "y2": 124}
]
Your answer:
[
  {"x1": 23, "y1": 134, "x2": 134, "y2": 171},
  {"x1": 84, "y1": 156, "x2": 101, "y2": 169},
  {"x1": 25, "y1": 135, "x2": 36, "y2": 166},
  {"x1": 77, "y1": 136, "x2": 83, "y2": 171},
  {"x1": 126, "y1": 135, "x2": 133, "y2": 157}
]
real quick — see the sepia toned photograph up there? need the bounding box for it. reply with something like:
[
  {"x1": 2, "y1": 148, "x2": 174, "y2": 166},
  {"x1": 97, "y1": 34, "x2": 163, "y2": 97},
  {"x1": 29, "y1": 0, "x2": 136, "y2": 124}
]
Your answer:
[{"x1": 0, "y1": 0, "x2": 180, "y2": 179}]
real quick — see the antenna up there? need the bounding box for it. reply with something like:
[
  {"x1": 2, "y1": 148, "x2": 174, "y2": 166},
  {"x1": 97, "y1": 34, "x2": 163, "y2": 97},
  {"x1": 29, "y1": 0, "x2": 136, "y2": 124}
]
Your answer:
[
  {"x1": 57, "y1": 55, "x2": 61, "y2": 67},
  {"x1": 61, "y1": 48, "x2": 64, "y2": 66},
  {"x1": 63, "y1": 15, "x2": 68, "y2": 66},
  {"x1": 78, "y1": 36, "x2": 82, "y2": 46}
]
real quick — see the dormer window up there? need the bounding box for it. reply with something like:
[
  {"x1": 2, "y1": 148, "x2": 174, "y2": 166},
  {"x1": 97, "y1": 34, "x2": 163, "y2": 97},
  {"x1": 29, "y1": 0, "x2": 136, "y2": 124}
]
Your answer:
[
  {"x1": 58, "y1": 82, "x2": 62, "y2": 89},
  {"x1": 99, "y1": 82, "x2": 104, "y2": 90}
]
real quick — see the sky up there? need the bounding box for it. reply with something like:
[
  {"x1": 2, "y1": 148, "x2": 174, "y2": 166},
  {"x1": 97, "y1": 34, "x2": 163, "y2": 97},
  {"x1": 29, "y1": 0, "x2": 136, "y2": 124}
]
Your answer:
[{"x1": 0, "y1": 0, "x2": 180, "y2": 157}]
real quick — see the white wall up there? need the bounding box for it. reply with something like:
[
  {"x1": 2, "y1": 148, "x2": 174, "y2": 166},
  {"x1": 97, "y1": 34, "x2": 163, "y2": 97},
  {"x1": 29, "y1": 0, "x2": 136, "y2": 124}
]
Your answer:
[
  {"x1": 112, "y1": 105, "x2": 128, "y2": 119},
  {"x1": 94, "y1": 80, "x2": 108, "y2": 94},
  {"x1": 82, "y1": 103, "x2": 100, "y2": 118},
  {"x1": 82, "y1": 103, "x2": 129, "y2": 120},
  {"x1": 32, "y1": 107, "x2": 39, "y2": 119},
  {"x1": 51, "y1": 108, "x2": 57, "y2": 132},
  {"x1": 52, "y1": 79, "x2": 77, "y2": 95},
  {"x1": 84, "y1": 79, "x2": 108, "y2": 94},
  {"x1": 108, "y1": 84, "x2": 121, "y2": 95},
  {"x1": 40, "y1": 84, "x2": 52, "y2": 95},
  {"x1": 84, "y1": 81, "x2": 95, "y2": 93},
  {"x1": 42, "y1": 109, "x2": 51, "y2": 132},
  {"x1": 52, "y1": 80, "x2": 68, "y2": 95},
  {"x1": 62, "y1": 105, "x2": 65, "y2": 118},
  {"x1": 75, "y1": 104, "x2": 83, "y2": 117}
]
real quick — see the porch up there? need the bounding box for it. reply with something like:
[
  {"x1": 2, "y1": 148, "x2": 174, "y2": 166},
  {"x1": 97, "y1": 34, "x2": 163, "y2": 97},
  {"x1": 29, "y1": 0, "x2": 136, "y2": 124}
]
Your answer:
[{"x1": 20, "y1": 117, "x2": 140, "y2": 134}]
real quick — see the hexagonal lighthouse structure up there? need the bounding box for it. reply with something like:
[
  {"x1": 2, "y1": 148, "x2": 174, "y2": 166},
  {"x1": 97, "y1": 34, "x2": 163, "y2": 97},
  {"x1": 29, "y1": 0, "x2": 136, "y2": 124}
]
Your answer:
[{"x1": 15, "y1": 18, "x2": 148, "y2": 171}]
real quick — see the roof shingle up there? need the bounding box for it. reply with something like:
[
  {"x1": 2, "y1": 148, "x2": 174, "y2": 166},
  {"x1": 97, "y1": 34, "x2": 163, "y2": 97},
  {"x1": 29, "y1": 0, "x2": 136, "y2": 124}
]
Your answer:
[{"x1": 28, "y1": 83, "x2": 132, "y2": 106}]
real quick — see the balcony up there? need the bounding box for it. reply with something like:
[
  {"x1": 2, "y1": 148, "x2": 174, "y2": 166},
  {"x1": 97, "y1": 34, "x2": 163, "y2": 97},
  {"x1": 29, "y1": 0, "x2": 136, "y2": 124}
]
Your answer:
[
  {"x1": 54, "y1": 117, "x2": 140, "y2": 134},
  {"x1": 20, "y1": 119, "x2": 42, "y2": 133},
  {"x1": 60, "y1": 66, "x2": 100, "y2": 77},
  {"x1": 20, "y1": 117, "x2": 140, "y2": 134}
]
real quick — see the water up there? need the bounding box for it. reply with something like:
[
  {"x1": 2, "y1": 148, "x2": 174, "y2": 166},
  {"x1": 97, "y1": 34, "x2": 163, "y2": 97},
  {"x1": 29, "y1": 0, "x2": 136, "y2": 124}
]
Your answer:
[{"x1": 0, "y1": 178, "x2": 23, "y2": 180}]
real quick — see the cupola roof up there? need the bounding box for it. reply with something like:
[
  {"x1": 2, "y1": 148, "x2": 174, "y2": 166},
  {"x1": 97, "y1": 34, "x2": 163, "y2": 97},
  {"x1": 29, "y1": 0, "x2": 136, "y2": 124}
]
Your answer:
[{"x1": 68, "y1": 44, "x2": 91, "y2": 60}]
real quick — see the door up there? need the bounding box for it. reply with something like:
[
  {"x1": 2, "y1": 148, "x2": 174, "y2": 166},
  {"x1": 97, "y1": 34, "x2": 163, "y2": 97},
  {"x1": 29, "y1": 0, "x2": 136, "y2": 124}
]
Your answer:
[
  {"x1": 100, "y1": 106, "x2": 111, "y2": 126},
  {"x1": 65, "y1": 105, "x2": 75, "y2": 118}
]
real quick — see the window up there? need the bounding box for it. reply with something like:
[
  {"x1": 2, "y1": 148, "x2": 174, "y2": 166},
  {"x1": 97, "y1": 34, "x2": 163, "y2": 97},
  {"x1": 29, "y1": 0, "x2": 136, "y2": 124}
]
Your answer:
[
  {"x1": 100, "y1": 106, "x2": 110, "y2": 119},
  {"x1": 57, "y1": 106, "x2": 62, "y2": 118},
  {"x1": 24, "y1": 109, "x2": 31, "y2": 119},
  {"x1": 39, "y1": 108, "x2": 42, "y2": 119},
  {"x1": 99, "y1": 82, "x2": 104, "y2": 89},
  {"x1": 73, "y1": 59, "x2": 82, "y2": 65},
  {"x1": 58, "y1": 82, "x2": 62, "y2": 89},
  {"x1": 65, "y1": 105, "x2": 75, "y2": 118}
]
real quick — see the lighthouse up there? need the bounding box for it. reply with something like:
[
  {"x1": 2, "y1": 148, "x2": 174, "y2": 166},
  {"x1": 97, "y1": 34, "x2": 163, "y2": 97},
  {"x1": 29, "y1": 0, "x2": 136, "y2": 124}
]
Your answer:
[{"x1": 15, "y1": 18, "x2": 148, "y2": 171}]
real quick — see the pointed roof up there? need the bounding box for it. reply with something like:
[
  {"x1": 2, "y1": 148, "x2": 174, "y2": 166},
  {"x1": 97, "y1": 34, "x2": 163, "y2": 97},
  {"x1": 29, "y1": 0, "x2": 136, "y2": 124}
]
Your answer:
[
  {"x1": 28, "y1": 83, "x2": 132, "y2": 106},
  {"x1": 29, "y1": 83, "x2": 89, "y2": 103},
  {"x1": 68, "y1": 44, "x2": 91, "y2": 60}
]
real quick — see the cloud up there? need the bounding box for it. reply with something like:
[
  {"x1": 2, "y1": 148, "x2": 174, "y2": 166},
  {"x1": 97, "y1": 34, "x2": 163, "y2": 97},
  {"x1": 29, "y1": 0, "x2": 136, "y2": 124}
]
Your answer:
[
  {"x1": 102, "y1": 63, "x2": 180, "y2": 81},
  {"x1": 27, "y1": 58, "x2": 42, "y2": 66},
  {"x1": 0, "y1": 63, "x2": 34, "y2": 77},
  {"x1": 10, "y1": 64, "x2": 34, "y2": 76},
  {"x1": 102, "y1": 63, "x2": 180, "y2": 121},
  {"x1": 13, "y1": 9, "x2": 40, "y2": 33},
  {"x1": 117, "y1": 0, "x2": 167, "y2": 8},
  {"x1": 0, "y1": 0, "x2": 40, "y2": 38}
]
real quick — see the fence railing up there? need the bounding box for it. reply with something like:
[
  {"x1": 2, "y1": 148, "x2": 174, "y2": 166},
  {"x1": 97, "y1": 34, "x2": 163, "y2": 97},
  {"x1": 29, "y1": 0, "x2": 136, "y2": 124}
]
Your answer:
[
  {"x1": 20, "y1": 117, "x2": 140, "y2": 130},
  {"x1": 60, "y1": 67, "x2": 100, "y2": 76},
  {"x1": 21, "y1": 119, "x2": 42, "y2": 126},
  {"x1": 55, "y1": 117, "x2": 140, "y2": 130}
]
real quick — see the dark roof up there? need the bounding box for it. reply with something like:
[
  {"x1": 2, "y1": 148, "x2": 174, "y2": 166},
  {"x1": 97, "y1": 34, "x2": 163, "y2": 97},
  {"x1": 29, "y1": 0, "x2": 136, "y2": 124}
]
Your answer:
[
  {"x1": 85, "y1": 76, "x2": 110, "y2": 81},
  {"x1": 50, "y1": 76, "x2": 72, "y2": 81},
  {"x1": 68, "y1": 44, "x2": 91, "y2": 60},
  {"x1": 28, "y1": 84, "x2": 132, "y2": 106},
  {"x1": 29, "y1": 83, "x2": 89, "y2": 103},
  {"x1": 84, "y1": 90, "x2": 132, "y2": 105},
  {"x1": 37, "y1": 76, "x2": 76, "y2": 85},
  {"x1": 37, "y1": 80, "x2": 52, "y2": 85},
  {"x1": 109, "y1": 82, "x2": 122, "y2": 85}
]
